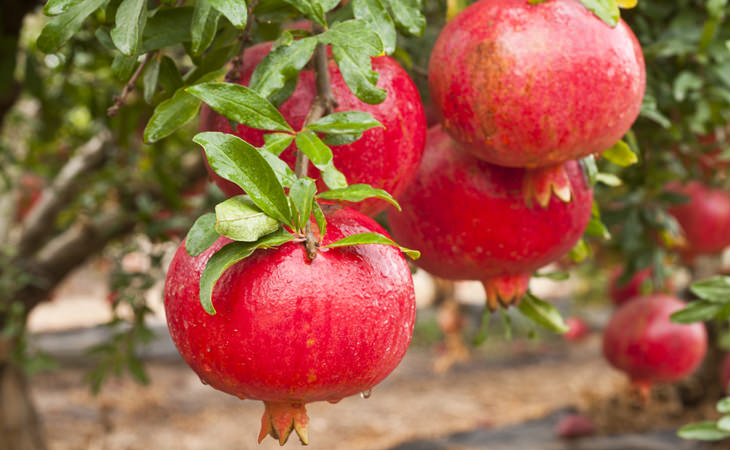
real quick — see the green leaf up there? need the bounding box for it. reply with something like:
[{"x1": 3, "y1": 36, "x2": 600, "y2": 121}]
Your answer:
[
  {"x1": 191, "y1": 0, "x2": 222, "y2": 56},
  {"x1": 37, "y1": 0, "x2": 108, "y2": 53},
  {"x1": 601, "y1": 140, "x2": 637, "y2": 167},
  {"x1": 518, "y1": 293, "x2": 569, "y2": 333},
  {"x1": 577, "y1": 0, "x2": 620, "y2": 28},
  {"x1": 139, "y1": 7, "x2": 194, "y2": 53},
  {"x1": 207, "y1": 0, "x2": 248, "y2": 29},
  {"x1": 595, "y1": 173, "x2": 623, "y2": 186},
  {"x1": 295, "y1": 130, "x2": 334, "y2": 169},
  {"x1": 384, "y1": 0, "x2": 426, "y2": 36},
  {"x1": 289, "y1": 178, "x2": 317, "y2": 231},
  {"x1": 718, "y1": 397, "x2": 730, "y2": 414},
  {"x1": 185, "y1": 213, "x2": 220, "y2": 257},
  {"x1": 472, "y1": 308, "x2": 491, "y2": 346},
  {"x1": 322, "y1": 166, "x2": 348, "y2": 190},
  {"x1": 199, "y1": 229, "x2": 295, "y2": 314},
  {"x1": 110, "y1": 0, "x2": 147, "y2": 56},
  {"x1": 249, "y1": 37, "x2": 317, "y2": 100},
  {"x1": 324, "y1": 232, "x2": 420, "y2": 259},
  {"x1": 307, "y1": 111, "x2": 383, "y2": 134},
  {"x1": 678, "y1": 422, "x2": 730, "y2": 441},
  {"x1": 215, "y1": 196, "x2": 280, "y2": 242},
  {"x1": 194, "y1": 132, "x2": 292, "y2": 225},
  {"x1": 143, "y1": 88, "x2": 202, "y2": 143},
  {"x1": 263, "y1": 133, "x2": 295, "y2": 156},
  {"x1": 318, "y1": 184, "x2": 400, "y2": 210},
  {"x1": 670, "y1": 300, "x2": 723, "y2": 324},
  {"x1": 319, "y1": 20, "x2": 387, "y2": 104},
  {"x1": 143, "y1": 53, "x2": 161, "y2": 103},
  {"x1": 584, "y1": 214, "x2": 611, "y2": 239},
  {"x1": 718, "y1": 415, "x2": 730, "y2": 432},
  {"x1": 257, "y1": 149, "x2": 298, "y2": 188},
  {"x1": 44, "y1": 0, "x2": 83, "y2": 16},
  {"x1": 580, "y1": 155, "x2": 598, "y2": 186},
  {"x1": 323, "y1": 133, "x2": 363, "y2": 146},
  {"x1": 281, "y1": 0, "x2": 327, "y2": 26},
  {"x1": 186, "y1": 82, "x2": 293, "y2": 132},
  {"x1": 568, "y1": 238, "x2": 590, "y2": 263},
  {"x1": 533, "y1": 271, "x2": 571, "y2": 281},
  {"x1": 312, "y1": 201, "x2": 327, "y2": 238},
  {"x1": 690, "y1": 277, "x2": 730, "y2": 303},
  {"x1": 353, "y1": 0, "x2": 397, "y2": 54}
]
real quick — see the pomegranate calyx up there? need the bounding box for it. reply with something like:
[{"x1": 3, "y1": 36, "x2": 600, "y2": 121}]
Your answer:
[
  {"x1": 482, "y1": 273, "x2": 531, "y2": 311},
  {"x1": 630, "y1": 379, "x2": 653, "y2": 405},
  {"x1": 523, "y1": 165, "x2": 573, "y2": 208},
  {"x1": 259, "y1": 401, "x2": 310, "y2": 446}
]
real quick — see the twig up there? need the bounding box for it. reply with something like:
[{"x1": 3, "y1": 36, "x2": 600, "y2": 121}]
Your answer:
[
  {"x1": 296, "y1": 24, "x2": 337, "y2": 260},
  {"x1": 16, "y1": 129, "x2": 114, "y2": 258},
  {"x1": 107, "y1": 52, "x2": 156, "y2": 117},
  {"x1": 225, "y1": 0, "x2": 258, "y2": 82},
  {"x1": 411, "y1": 64, "x2": 429, "y2": 78}
]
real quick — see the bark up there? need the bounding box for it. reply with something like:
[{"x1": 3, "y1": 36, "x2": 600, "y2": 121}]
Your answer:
[{"x1": 0, "y1": 361, "x2": 47, "y2": 450}]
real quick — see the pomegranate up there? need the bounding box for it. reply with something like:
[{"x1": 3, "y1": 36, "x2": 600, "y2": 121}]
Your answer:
[
  {"x1": 563, "y1": 317, "x2": 590, "y2": 342},
  {"x1": 602, "y1": 294, "x2": 707, "y2": 398},
  {"x1": 428, "y1": 0, "x2": 645, "y2": 169},
  {"x1": 387, "y1": 126, "x2": 593, "y2": 310},
  {"x1": 555, "y1": 413, "x2": 596, "y2": 439},
  {"x1": 721, "y1": 353, "x2": 730, "y2": 393},
  {"x1": 200, "y1": 42, "x2": 427, "y2": 216},
  {"x1": 608, "y1": 266, "x2": 673, "y2": 307},
  {"x1": 164, "y1": 207, "x2": 415, "y2": 445},
  {"x1": 666, "y1": 182, "x2": 730, "y2": 257}
]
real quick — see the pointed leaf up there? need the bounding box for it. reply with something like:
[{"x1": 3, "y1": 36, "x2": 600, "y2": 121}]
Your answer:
[
  {"x1": 263, "y1": 133, "x2": 295, "y2": 156},
  {"x1": 353, "y1": 0, "x2": 397, "y2": 54},
  {"x1": 185, "y1": 213, "x2": 219, "y2": 257},
  {"x1": 677, "y1": 422, "x2": 730, "y2": 441},
  {"x1": 289, "y1": 178, "x2": 317, "y2": 231},
  {"x1": 307, "y1": 111, "x2": 383, "y2": 134},
  {"x1": 143, "y1": 53, "x2": 161, "y2": 103},
  {"x1": 199, "y1": 229, "x2": 295, "y2": 314},
  {"x1": 295, "y1": 130, "x2": 334, "y2": 169},
  {"x1": 322, "y1": 166, "x2": 348, "y2": 190},
  {"x1": 568, "y1": 239, "x2": 590, "y2": 263},
  {"x1": 281, "y1": 0, "x2": 327, "y2": 26},
  {"x1": 577, "y1": 0, "x2": 620, "y2": 27},
  {"x1": 143, "y1": 88, "x2": 202, "y2": 143},
  {"x1": 324, "y1": 232, "x2": 420, "y2": 259},
  {"x1": 140, "y1": 7, "x2": 194, "y2": 53},
  {"x1": 194, "y1": 132, "x2": 292, "y2": 225},
  {"x1": 44, "y1": 0, "x2": 84, "y2": 16},
  {"x1": 384, "y1": 0, "x2": 426, "y2": 36},
  {"x1": 518, "y1": 293, "x2": 569, "y2": 333},
  {"x1": 37, "y1": 0, "x2": 108, "y2": 53},
  {"x1": 110, "y1": 0, "x2": 147, "y2": 56},
  {"x1": 249, "y1": 37, "x2": 317, "y2": 100},
  {"x1": 602, "y1": 140, "x2": 637, "y2": 167},
  {"x1": 318, "y1": 184, "x2": 400, "y2": 210},
  {"x1": 186, "y1": 82, "x2": 293, "y2": 132},
  {"x1": 670, "y1": 300, "x2": 723, "y2": 324},
  {"x1": 690, "y1": 277, "x2": 730, "y2": 303},
  {"x1": 323, "y1": 132, "x2": 363, "y2": 146},
  {"x1": 207, "y1": 0, "x2": 248, "y2": 28},
  {"x1": 312, "y1": 201, "x2": 327, "y2": 238},
  {"x1": 192, "y1": 0, "x2": 221, "y2": 55},
  {"x1": 157, "y1": 55, "x2": 184, "y2": 94},
  {"x1": 215, "y1": 196, "x2": 280, "y2": 242}
]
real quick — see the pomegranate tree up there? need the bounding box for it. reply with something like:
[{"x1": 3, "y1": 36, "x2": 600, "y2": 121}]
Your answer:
[
  {"x1": 200, "y1": 42, "x2": 427, "y2": 217},
  {"x1": 428, "y1": 0, "x2": 645, "y2": 198},
  {"x1": 388, "y1": 126, "x2": 593, "y2": 310},
  {"x1": 165, "y1": 207, "x2": 415, "y2": 445},
  {"x1": 602, "y1": 294, "x2": 707, "y2": 397},
  {"x1": 666, "y1": 182, "x2": 730, "y2": 257}
]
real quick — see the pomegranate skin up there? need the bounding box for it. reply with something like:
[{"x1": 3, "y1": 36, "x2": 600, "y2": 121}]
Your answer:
[
  {"x1": 428, "y1": 0, "x2": 645, "y2": 168},
  {"x1": 667, "y1": 182, "x2": 730, "y2": 256},
  {"x1": 164, "y1": 207, "x2": 415, "y2": 443},
  {"x1": 387, "y1": 126, "x2": 593, "y2": 309},
  {"x1": 608, "y1": 267, "x2": 674, "y2": 307},
  {"x1": 200, "y1": 43, "x2": 427, "y2": 216},
  {"x1": 602, "y1": 294, "x2": 707, "y2": 392}
]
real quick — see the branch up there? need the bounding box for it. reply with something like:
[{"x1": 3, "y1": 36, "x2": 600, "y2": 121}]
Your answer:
[
  {"x1": 107, "y1": 52, "x2": 156, "y2": 117},
  {"x1": 225, "y1": 0, "x2": 258, "y2": 82},
  {"x1": 16, "y1": 129, "x2": 114, "y2": 258}
]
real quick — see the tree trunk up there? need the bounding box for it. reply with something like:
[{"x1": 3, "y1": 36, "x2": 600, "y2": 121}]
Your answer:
[{"x1": 0, "y1": 362, "x2": 47, "y2": 450}]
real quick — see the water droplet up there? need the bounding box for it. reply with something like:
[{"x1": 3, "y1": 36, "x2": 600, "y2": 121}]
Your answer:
[
  {"x1": 198, "y1": 376, "x2": 209, "y2": 386},
  {"x1": 360, "y1": 389, "x2": 372, "y2": 399}
]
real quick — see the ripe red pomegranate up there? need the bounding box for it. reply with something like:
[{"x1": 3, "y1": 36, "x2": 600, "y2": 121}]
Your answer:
[
  {"x1": 555, "y1": 413, "x2": 596, "y2": 439},
  {"x1": 429, "y1": 0, "x2": 645, "y2": 169},
  {"x1": 602, "y1": 294, "x2": 707, "y2": 398},
  {"x1": 666, "y1": 182, "x2": 730, "y2": 257},
  {"x1": 200, "y1": 43, "x2": 427, "y2": 216},
  {"x1": 164, "y1": 207, "x2": 415, "y2": 445},
  {"x1": 608, "y1": 267, "x2": 674, "y2": 307},
  {"x1": 387, "y1": 126, "x2": 593, "y2": 310},
  {"x1": 563, "y1": 317, "x2": 590, "y2": 342}
]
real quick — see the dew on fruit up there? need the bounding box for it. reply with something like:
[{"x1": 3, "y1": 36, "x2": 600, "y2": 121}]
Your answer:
[{"x1": 361, "y1": 389, "x2": 372, "y2": 399}]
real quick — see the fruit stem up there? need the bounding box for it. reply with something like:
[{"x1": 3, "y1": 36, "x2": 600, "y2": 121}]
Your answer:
[{"x1": 296, "y1": 23, "x2": 337, "y2": 260}]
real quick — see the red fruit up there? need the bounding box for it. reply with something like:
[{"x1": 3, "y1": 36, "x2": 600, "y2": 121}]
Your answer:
[
  {"x1": 608, "y1": 267, "x2": 674, "y2": 307},
  {"x1": 428, "y1": 0, "x2": 645, "y2": 169},
  {"x1": 164, "y1": 207, "x2": 415, "y2": 445},
  {"x1": 387, "y1": 126, "x2": 593, "y2": 310},
  {"x1": 563, "y1": 317, "x2": 590, "y2": 342},
  {"x1": 555, "y1": 413, "x2": 596, "y2": 439},
  {"x1": 721, "y1": 354, "x2": 730, "y2": 393},
  {"x1": 667, "y1": 182, "x2": 730, "y2": 256},
  {"x1": 200, "y1": 43, "x2": 427, "y2": 216},
  {"x1": 602, "y1": 294, "x2": 707, "y2": 398}
]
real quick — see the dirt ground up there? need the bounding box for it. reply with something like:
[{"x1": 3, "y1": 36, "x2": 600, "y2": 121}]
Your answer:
[{"x1": 32, "y1": 332, "x2": 720, "y2": 450}]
